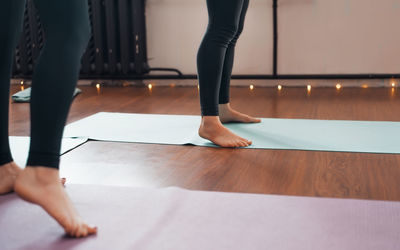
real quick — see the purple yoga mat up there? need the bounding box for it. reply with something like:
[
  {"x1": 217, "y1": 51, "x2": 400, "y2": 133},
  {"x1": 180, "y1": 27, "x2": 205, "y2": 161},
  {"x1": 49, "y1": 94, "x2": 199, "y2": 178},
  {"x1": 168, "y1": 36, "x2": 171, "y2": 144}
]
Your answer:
[{"x1": 0, "y1": 185, "x2": 399, "y2": 250}]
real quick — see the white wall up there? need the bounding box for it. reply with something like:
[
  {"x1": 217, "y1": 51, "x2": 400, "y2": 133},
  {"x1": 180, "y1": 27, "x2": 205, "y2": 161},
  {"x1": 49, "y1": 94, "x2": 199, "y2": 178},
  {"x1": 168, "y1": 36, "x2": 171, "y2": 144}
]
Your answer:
[
  {"x1": 279, "y1": 0, "x2": 400, "y2": 74},
  {"x1": 146, "y1": 0, "x2": 400, "y2": 75},
  {"x1": 146, "y1": 0, "x2": 273, "y2": 75}
]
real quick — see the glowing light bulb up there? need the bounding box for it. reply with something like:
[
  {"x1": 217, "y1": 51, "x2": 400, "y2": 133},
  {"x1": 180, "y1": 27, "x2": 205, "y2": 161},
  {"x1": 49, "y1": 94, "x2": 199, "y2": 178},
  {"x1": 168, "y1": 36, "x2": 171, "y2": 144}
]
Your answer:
[
  {"x1": 95, "y1": 83, "x2": 101, "y2": 95},
  {"x1": 361, "y1": 84, "x2": 368, "y2": 89},
  {"x1": 148, "y1": 84, "x2": 153, "y2": 90},
  {"x1": 20, "y1": 80, "x2": 24, "y2": 85},
  {"x1": 277, "y1": 85, "x2": 282, "y2": 90},
  {"x1": 336, "y1": 84, "x2": 342, "y2": 90},
  {"x1": 250, "y1": 85, "x2": 254, "y2": 90},
  {"x1": 307, "y1": 85, "x2": 312, "y2": 91},
  {"x1": 391, "y1": 82, "x2": 396, "y2": 87}
]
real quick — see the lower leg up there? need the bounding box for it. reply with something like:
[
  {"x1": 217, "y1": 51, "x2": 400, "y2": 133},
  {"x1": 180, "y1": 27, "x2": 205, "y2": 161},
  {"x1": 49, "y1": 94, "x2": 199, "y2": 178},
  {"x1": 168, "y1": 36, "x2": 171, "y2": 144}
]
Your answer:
[
  {"x1": 14, "y1": 0, "x2": 95, "y2": 237},
  {"x1": 197, "y1": 0, "x2": 251, "y2": 147},
  {"x1": 217, "y1": 0, "x2": 260, "y2": 124},
  {"x1": 0, "y1": 0, "x2": 26, "y2": 194}
]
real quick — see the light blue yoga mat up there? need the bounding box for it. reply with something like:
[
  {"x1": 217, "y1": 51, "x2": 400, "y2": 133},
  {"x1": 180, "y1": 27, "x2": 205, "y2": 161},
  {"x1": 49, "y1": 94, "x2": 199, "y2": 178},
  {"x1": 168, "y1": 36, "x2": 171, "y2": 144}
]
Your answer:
[
  {"x1": 10, "y1": 136, "x2": 88, "y2": 167},
  {"x1": 11, "y1": 87, "x2": 82, "y2": 103},
  {"x1": 63, "y1": 112, "x2": 400, "y2": 154}
]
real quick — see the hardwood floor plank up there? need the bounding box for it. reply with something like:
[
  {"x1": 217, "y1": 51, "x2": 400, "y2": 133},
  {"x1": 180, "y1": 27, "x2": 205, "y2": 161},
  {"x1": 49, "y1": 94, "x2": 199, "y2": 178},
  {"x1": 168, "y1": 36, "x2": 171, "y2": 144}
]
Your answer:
[{"x1": 8, "y1": 84, "x2": 400, "y2": 201}]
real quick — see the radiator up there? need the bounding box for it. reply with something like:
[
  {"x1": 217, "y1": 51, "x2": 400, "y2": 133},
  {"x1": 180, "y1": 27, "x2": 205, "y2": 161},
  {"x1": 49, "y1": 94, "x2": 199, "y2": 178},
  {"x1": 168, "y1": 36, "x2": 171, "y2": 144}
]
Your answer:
[{"x1": 12, "y1": 0, "x2": 150, "y2": 79}]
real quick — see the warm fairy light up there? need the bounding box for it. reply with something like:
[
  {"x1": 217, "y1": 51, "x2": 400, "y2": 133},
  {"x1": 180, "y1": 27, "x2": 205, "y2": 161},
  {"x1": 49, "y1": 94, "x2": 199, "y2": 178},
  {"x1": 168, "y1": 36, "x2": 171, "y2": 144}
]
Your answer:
[
  {"x1": 148, "y1": 84, "x2": 153, "y2": 90},
  {"x1": 336, "y1": 83, "x2": 342, "y2": 90},
  {"x1": 95, "y1": 83, "x2": 101, "y2": 95},
  {"x1": 250, "y1": 84, "x2": 254, "y2": 90},
  {"x1": 391, "y1": 82, "x2": 396, "y2": 87},
  {"x1": 361, "y1": 84, "x2": 368, "y2": 89},
  {"x1": 20, "y1": 80, "x2": 24, "y2": 85},
  {"x1": 197, "y1": 84, "x2": 200, "y2": 90},
  {"x1": 277, "y1": 85, "x2": 282, "y2": 90},
  {"x1": 170, "y1": 83, "x2": 176, "y2": 88},
  {"x1": 307, "y1": 85, "x2": 311, "y2": 91}
]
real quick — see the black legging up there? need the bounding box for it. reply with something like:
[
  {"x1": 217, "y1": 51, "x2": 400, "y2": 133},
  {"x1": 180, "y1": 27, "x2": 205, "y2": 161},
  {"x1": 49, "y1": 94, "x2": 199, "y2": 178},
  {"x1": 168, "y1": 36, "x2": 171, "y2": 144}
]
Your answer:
[
  {"x1": 197, "y1": 0, "x2": 249, "y2": 116},
  {"x1": 0, "y1": 0, "x2": 90, "y2": 169}
]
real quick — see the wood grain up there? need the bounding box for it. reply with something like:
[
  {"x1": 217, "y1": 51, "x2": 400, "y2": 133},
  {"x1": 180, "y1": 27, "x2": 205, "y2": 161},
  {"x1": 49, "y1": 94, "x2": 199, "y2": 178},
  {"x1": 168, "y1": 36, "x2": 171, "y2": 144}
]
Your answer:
[{"x1": 8, "y1": 84, "x2": 400, "y2": 201}]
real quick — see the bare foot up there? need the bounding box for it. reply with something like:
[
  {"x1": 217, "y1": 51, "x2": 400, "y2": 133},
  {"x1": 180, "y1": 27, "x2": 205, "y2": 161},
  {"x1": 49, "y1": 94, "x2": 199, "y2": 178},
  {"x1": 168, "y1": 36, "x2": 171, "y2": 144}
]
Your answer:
[
  {"x1": 0, "y1": 162, "x2": 22, "y2": 195},
  {"x1": 199, "y1": 116, "x2": 252, "y2": 147},
  {"x1": 219, "y1": 103, "x2": 261, "y2": 123},
  {"x1": 14, "y1": 167, "x2": 97, "y2": 237}
]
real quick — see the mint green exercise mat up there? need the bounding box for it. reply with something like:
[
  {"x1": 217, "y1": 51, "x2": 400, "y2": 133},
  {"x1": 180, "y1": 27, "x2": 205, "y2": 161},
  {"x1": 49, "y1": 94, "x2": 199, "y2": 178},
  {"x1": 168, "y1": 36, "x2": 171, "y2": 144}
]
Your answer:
[
  {"x1": 63, "y1": 112, "x2": 400, "y2": 154},
  {"x1": 10, "y1": 136, "x2": 88, "y2": 167},
  {"x1": 12, "y1": 87, "x2": 82, "y2": 103}
]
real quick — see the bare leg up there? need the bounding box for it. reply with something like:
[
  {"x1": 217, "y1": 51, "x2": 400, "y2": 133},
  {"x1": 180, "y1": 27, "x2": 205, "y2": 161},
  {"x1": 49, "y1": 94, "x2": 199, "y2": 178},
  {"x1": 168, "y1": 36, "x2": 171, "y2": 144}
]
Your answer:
[
  {"x1": 219, "y1": 103, "x2": 261, "y2": 124},
  {"x1": 14, "y1": 167, "x2": 97, "y2": 237},
  {"x1": 198, "y1": 116, "x2": 252, "y2": 148}
]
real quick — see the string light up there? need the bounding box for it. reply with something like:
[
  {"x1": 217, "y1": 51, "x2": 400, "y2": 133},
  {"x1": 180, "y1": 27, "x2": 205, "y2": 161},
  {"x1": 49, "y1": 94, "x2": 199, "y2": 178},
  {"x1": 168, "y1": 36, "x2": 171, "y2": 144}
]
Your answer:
[
  {"x1": 95, "y1": 83, "x2": 101, "y2": 95},
  {"x1": 307, "y1": 85, "x2": 312, "y2": 91},
  {"x1": 361, "y1": 84, "x2": 368, "y2": 89},
  {"x1": 336, "y1": 83, "x2": 342, "y2": 90},
  {"x1": 20, "y1": 80, "x2": 24, "y2": 85},
  {"x1": 197, "y1": 84, "x2": 200, "y2": 90},
  {"x1": 148, "y1": 84, "x2": 153, "y2": 90},
  {"x1": 250, "y1": 84, "x2": 254, "y2": 90},
  {"x1": 391, "y1": 80, "x2": 396, "y2": 97},
  {"x1": 277, "y1": 85, "x2": 282, "y2": 90}
]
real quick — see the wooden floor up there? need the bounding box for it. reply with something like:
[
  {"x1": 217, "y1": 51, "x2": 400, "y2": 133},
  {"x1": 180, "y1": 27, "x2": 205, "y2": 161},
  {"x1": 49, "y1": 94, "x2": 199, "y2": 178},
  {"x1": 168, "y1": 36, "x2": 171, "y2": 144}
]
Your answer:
[{"x1": 9, "y1": 83, "x2": 400, "y2": 201}]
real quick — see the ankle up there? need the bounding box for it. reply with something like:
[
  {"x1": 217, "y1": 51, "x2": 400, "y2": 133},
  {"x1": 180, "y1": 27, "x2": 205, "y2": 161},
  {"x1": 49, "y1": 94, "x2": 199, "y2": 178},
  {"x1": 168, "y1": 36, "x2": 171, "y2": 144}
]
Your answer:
[
  {"x1": 23, "y1": 167, "x2": 60, "y2": 184},
  {"x1": 201, "y1": 116, "x2": 222, "y2": 127},
  {"x1": 1, "y1": 162, "x2": 20, "y2": 173},
  {"x1": 219, "y1": 103, "x2": 231, "y2": 112}
]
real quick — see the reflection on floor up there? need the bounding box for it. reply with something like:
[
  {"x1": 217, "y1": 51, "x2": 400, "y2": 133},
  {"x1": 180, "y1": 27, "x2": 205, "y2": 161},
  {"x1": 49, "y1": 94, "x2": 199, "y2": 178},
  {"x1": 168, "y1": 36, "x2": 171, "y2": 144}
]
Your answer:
[{"x1": 8, "y1": 83, "x2": 400, "y2": 201}]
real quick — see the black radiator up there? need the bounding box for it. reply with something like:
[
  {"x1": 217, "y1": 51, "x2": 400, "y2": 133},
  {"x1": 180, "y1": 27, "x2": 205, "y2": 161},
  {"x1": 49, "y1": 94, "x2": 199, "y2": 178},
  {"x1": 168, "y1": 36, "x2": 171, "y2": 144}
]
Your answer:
[{"x1": 12, "y1": 0, "x2": 150, "y2": 79}]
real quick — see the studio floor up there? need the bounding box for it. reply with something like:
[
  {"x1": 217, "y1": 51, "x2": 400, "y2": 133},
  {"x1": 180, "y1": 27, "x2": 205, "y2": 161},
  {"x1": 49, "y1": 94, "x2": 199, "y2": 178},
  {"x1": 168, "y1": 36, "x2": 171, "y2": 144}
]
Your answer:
[{"x1": 8, "y1": 82, "x2": 400, "y2": 201}]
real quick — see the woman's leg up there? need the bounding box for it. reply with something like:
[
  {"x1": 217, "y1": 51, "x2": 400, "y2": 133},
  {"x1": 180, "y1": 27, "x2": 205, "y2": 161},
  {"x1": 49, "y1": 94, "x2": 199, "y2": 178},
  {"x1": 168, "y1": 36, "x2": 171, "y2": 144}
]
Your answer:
[
  {"x1": 218, "y1": 0, "x2": 261, "y2": 124},
  {"x1": 197, "y1": 0, "x2": 252, "y2": 147},
  {"x1": 218, "y1": 0, "x2": 249, "y2": 106},
  {"x1": 14, "y1": 0, "x2": 97, "y2": 237},
  {"x1": 0, "y1": 0, "x2": 26, "y2": 194}
]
